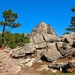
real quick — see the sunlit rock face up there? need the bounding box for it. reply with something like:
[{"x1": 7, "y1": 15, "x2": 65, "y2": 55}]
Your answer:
[{"x1": 30, "y1": 22, "x2": 56, "y2": 35}]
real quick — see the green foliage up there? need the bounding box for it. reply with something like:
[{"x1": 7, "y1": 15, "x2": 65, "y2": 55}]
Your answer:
[
  {"x1": 0, "y1": 9, "x2": 21, "y2": 28},
  {"x1": 65, "y1": 6, "x2": 75, "y2": 33},
  {"x1": 63, "y1": 32, "x2": 70, "y2": 35},
  {"x1": 71, "y1": 6, "x2": 75, "y2": 13},
  {"x1": 42, "y1": 71, "x2": 51, "y2": 75},
  {"x1": 57, "y1": 71, "x2": 75, "y2": 75},
  {"x1": 8, "y1": 37, "x2": 17, "y2": 49},
  {"x1": 0, "y1": 32, "x2": 30, "y2": 48},
  {"x1": 24, "y1": 36, "x2": 30, "y2": 44},
  {"x1": 0, "y1": 9, "x2": 21, "y2": 47}
]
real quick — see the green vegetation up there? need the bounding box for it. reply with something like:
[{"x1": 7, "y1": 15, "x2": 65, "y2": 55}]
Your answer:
[
  {"x1": 64, "y1": 6, "x2": 75, "y2": 34},
  {"x1": 63, "y1": 32, "x2": 70, "y2": 35},
  {"x1": 0, "y1": 31, "x2": 30, "y2": 48},
  {"x1": 42, "y1": 71, "x2": 51, "y2": 75},
  {"x1": 57, "y1": 71, "x2": 75, "y2": 75},
  {"x1": 0, "y1": 9, "x2": 21, "y2": 47}
]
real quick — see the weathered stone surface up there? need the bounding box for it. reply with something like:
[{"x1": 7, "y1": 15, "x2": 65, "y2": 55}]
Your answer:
[
  {"x1": 32, "y1": 33, "x2": 44, "y2": 44},
  {"x1": 56, "y1": 37, "x2": 63, "y2": 42},
  {"x1": 25, "y1": 43, "x2": 35, "y2": 53},
  {"x1": 70, "y1": 32, "x2": 75, "y2": 39},
  {"x1": 35, "y1": 49, "x2": 45, "y2": 62},
  {"x1": 11, "y1": 43, "x2": 35, "y2": 58},
  {"x1": 30, "y1": 22, "x2": 56, "y2": 35},
  {"x1": 59, "y1": 48, "x2": 75, "y2": 57},
  {"x1": 42, "y1": 34, "x2": 58, "y2": 42},
  {"x1": 11, "y1": 48, "x2": 26, "y2": 58},
  {"x1": 36, "y1": 65, "x2": 49, "y2": 71},
  {"x1": 25, "y1": 58, "x2": 35, "y2": 67},
  {"x1": 66, "y1": 68, "x2": 74, "y2": 73},
  {"x1": 68, "y1": 60, "x2": 75, "y2": 68},
  {"x1": 63, "y1": 34, "x2": 70, "y2": 38},
  {"x1": 29, "y1": 36, "x2": 34, "y2": 43},
  {"x1": 43, "y1": 49, "x2": 61, "y2": 62},
  {"x1": 0, "y1": 50, "x2": 21, "y2": 74},
  {"x1": 42, "y1": 42, "x2": 61, "y2": 61},
  {"x1": 48, "y1": 62, "x2": 68, "y2": 69},
  {"x1": 56, "y1": 42, "x2": 63, "y2": 50},
  {"x1": 61, "y1": 33, "x2": 75, "y2": 46},
  {"x1": 35, "y1": 42, "x2": 47, "y2": 49},
  {"x1": 66, "y1": 48, "x2": 75, "y2": 56},
  {"x1": 64, "y1": 38, "x2": 73, "y2": 44},
  {"x1": 48, "y1": 59, "x2": 75, "y2": 72},
  {"x1": 56, "y1": 42, "x2": 69, "y2": 52},
  {"x1": 47, "y1": 42, "x2": 58, "y2": 50},
  {"x1": 56, "y1": 42, "x2": 74, "y2": 57}
]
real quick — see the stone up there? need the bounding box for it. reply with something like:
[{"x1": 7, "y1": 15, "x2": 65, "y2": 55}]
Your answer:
[
  {"x1": 25, "y1": 58, "x2": 35, "y2": 67},
  {"x1": 64, "y1": 48, "x2": 75, "y2": 57},
  {"x1": 66, "y1": 68, "x2": 74, "y2": 73},
  {"x1": 51, "y1": 69, "x2": 57, "y2": 73},
  {"x1": 64, "y1": 38, "x2": 73, "y2": 44},
  {"x1": 56, "y1": 37, "x2": 63, "y2": 42},
  {"x1": 68, "y1": 60, "x2": 75, "y2": 68},
  {"x1": 36, "y1": 65, "x2": 49, "y2": 71},
  {"x1": 25, "y1": 43, "x2": 35, "y2": 54},
  {"x1": 48, "y1": 62, "x2": 68, "y2": 69},
  {"x1": 35, "y1": 42, "x2": 47, "y2": 49},
  {"x1": 11, "y1": 43, "x2": 35, "y2": 58},
  {"x1": 30, "y1": 22, "x2": 56, "y2": 35},
  {"x1": 48, "y1": 62, "x2": 68, "y2": 72},
  {"x1": 70, "y1": 32, "x2": 75, "y2": 39},
  {"x1": 42, "y1": 42, "x2": 61, "y2": 61},
  {"x1": 43, "y1": 49, "x2": 61, "y2": 61},
  {"x1": 35, "y1": 49, "x2": 45, "y2": 62},
  {"x1": 48, "y1": 59, "x2": 75, "y2": 72},
  {"x1": 56, "y1": 42, "x2": 63, "y2": 51},
  {"x1": 0, "y1": 50, "x2": 21, "y2": 74},
  {"x1": 42, "y1": 34, "x2": 58, "y2": 42},
  {"x1": 32, "y1": 33, "x2": 44, "y2": 44}
]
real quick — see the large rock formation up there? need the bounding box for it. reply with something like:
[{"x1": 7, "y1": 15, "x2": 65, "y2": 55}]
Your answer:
[
  {"x1": 11, "y1": 22, "x2": 61, "y2": 62},
  {"x1": 30, "y1": 22, "x2": 56, "y2": 35},
  {"x1": 11, "y1": 22, "x2": 75, "y2": 63}
]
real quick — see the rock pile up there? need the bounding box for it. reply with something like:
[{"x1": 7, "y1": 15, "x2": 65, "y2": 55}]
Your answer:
[
  {"x1": 48, "y1": 60, "x2": 75, "y2": 73},
  {"x1": 9, "y1": 22, "x2": 75, "y2": 73},
  {"x1": 11, "y1": 22, "x2": 75, "y2": 61},
  {"x1": 11, "y1": 22, "x2": 61, "y2": 62}
]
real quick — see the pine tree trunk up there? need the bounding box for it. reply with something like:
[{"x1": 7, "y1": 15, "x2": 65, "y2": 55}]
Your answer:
[
  {"x1": 2, "y1": 18, "x2": 6, "y2": 48},
  {"x1": 2, "y1": 25, "x2": 5, "y2": 47}
]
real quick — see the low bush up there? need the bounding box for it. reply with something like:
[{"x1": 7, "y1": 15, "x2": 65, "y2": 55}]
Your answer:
[{"x1": 0, "y1": 32, "x2": 30, "y2": 48}]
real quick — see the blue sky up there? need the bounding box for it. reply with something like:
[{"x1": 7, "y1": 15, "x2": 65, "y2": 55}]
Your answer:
[{"x1": 0, "y1": 0, "x2": 75, "y2": 36}]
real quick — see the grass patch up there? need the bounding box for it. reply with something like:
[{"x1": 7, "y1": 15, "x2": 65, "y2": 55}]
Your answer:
[
  {"x1": 57, "y1": 71, "x2": 75, "y2": 75},
  {"x1": 42, "y1": 71, "x2": 51, "y2": 75}
]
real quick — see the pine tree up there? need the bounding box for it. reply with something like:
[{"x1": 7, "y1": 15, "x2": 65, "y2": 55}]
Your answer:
[
  {"x1": 0, "y1": 9, "x2": 21, "y2": 47},
  {"x1": 65, "y1": 6, "x2": 75, "y2": 33}
]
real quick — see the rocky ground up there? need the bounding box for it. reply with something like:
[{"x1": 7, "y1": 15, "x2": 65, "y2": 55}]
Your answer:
[
  {"x1": 0, "y1": 48, "x2": 75, "y2": 75},
  {"x1": 0, "y1": 49, "x2": 57, "y2": 75}
]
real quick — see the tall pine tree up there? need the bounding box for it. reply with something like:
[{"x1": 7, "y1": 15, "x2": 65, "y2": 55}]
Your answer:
[
  {"x1": 0, "y1": 9, "x2": 21, "y2": 47},
  {"x1": 65, "y1": 7, "x2": 75, "y2": 33}
]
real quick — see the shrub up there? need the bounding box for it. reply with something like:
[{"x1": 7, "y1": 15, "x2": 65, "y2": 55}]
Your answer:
[
  {"x1": 0, "y1": 32, "x2": 30, "y2": 48},
  {"x1": 24, "y1": 36, "x2": 30, "y2": 44},
  {"x1": 8, "y1": 36, "x2": 17, "y2": 48}
]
